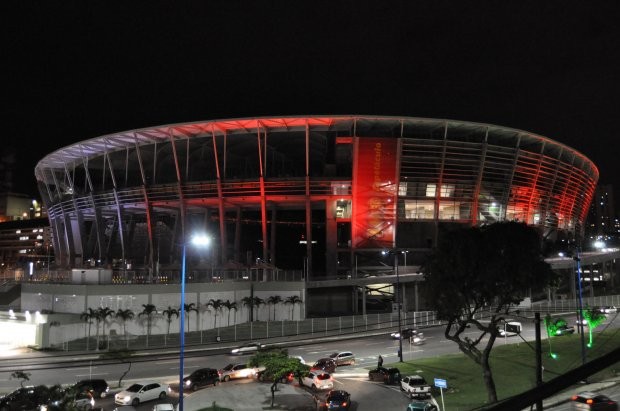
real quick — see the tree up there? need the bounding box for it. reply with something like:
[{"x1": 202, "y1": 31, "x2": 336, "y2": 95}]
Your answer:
[
  {"x1": 267, "y1": 295, "x2": 283, "y2": 321},
  {"x1": 284, "y1": 296, "x2": 302, "y2": 320},
  {"x1": 241, "y1": 296, "x2": 255, "y2": 322},
  {"x1": 139, "y1": 303, "x2": 158, "y2": 346},
  {"x1": 248, "y1": 347, "x2": 309, "y2": 404},
  {"x1": 79, "y1": 308, "x2": 97, "y2": 350},
  {"x1": 222, "y1": 300, "x2": 238, "y2": 326},
  {"x1": 422, "y1": 221, "x2": 556, "y2": 404},
  {"x1": 115, "y1": 309, "x2": 135, "y2": 338},
  {"x1": 182, "y1": 303, "x2": 198, "y2": 333},
  {"x1": 207, "y1": 299, "x2": 225, "y2": 329},
  {"x1": 97, "y1": 307, "x2": 115, "y2": 338},
  {"x1": 10, "y1": 370, "x2": 31, "y2": 388},
  {"x1": 162, "y1": 306, "x2": 179, "y2": 337},
  {"x1": 99, "y1": 349, "x2": 135, "y2": 388},
  {"x1": 252, "y1": 297, "x2": 265, "y2": 321},
  {"x1": 580, "y1": 305, "x2": 607, "y2": 347}
]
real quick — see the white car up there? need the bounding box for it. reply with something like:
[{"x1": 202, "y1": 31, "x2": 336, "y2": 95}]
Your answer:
[
  {"x1": 114, "y1": 381, "x2": 170, "y2": 406},
  {"x1": 601, "y1": 306, "x2": 618, "y2": 314},
  {"x1": 152, "y1": 404, "x2": 176, "y2": 411},
  {"x1": 230, "y1": 342, "x2": 265, "y2": 355},
  {"x1": 299, "y1": 370, "x2": 333, "y2": 391}
]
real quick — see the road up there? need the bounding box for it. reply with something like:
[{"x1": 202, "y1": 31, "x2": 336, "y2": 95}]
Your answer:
[{"x1": 0, "y1": 311, "x2": 616, "y2": 410}]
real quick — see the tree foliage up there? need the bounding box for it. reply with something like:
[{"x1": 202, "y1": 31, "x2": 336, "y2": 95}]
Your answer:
[
  {"x1": 248, "y1": 348, "x2": 310, "y2": 393},
  {"x1": 423, "y1": 221, "x2": 556, "y2": 404}
]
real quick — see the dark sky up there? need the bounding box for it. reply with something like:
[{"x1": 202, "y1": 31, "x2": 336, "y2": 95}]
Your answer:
[{"x1": 5, "y1": 2, "x2": 620, "y2": 201}]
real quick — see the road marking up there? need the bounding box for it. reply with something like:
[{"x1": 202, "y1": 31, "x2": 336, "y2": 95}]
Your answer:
[
  {"x1": 68, "y1": 367, "x2": 98, "y2": 371},
  {"x1": 156, "y1": 360, "x2": 179, "y2": 365},
  {"x1": 76, "y1": 373, "x2": 108, "y2": 377}
]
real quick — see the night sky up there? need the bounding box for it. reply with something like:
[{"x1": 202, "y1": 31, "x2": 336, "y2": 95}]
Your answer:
[{"x1": 5, "y1": 2, "x2": 620, "y2": 202}]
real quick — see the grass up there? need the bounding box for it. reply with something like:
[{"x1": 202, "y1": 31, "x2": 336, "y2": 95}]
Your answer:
[{"x1": 386, "y1": 330, "x2": 620, "y2": 410}]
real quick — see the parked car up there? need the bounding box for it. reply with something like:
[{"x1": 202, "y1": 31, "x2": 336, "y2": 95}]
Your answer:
[
  {"x1": 182, "y1": 368, "x2": 220, "y2": 391},
  {"x1": 329, "y1": 351, "x2": 355, "y2": 366},
  {"x1": 400, "y1": 375, "x2": 432, "y2": 399},
  {"x1": 368, "y1": 366, "x2": 401, "y2": 384},
  {"x1": 230, "y1": 342, "x2": 265, "y2": 355},
  {"x1": 321, "y1": 390, "x2": 351, "y2": 410},
  {"x1": 299, "y1": 370, "x2": 334, "y2": 391},
  {"x1": 219, "y1": 363, "x2": 264, "y2": 381},
  {"x1": 255, "y1": 369, "x2": 295, "y2": 384},
  {"x1": 74, "y1": 379, "x2": 110, "y2": 398},
  {"x1": 570, "y1": 391, "x2": 617, "y2": 410},
  {"x1": 0, "y1": 386, "x2": 53, "y2": 410},
  {"x1": 114, "y1": 381, "x2": 169, "y2": 406},
  {"x1": 152, "y1": 404, "x2": 175, "y2": 411},
  {"x1": 406, "y1": 400, "x2": 438, "y2": 411},
  {"x1": 45, "y1": 390, "x2": 95, "y2": 411},
  {"x1": 311, "y1": 358, "x2": 337, "y2": 374}
]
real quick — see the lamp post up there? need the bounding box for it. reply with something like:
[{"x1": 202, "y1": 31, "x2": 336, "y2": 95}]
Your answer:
[
  {"x1": 573, "y1": 248, "x2": 587, "y2": 367},
  {"x1": 396, "y1": 253, "x2": 403, "y2": 362},
  {"x1": 179, "y1": 234, "x2": 210, "y2": 411},
  {"x1": 384, "y1": 249, "x2": 404, "y2": 362}
]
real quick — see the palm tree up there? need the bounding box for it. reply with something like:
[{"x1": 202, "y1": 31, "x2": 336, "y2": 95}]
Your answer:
[
  {"x1": 139, "y1": 303, "x2": 158, "y2": 345},
  {"x1": 97, "y1": 307, "x2": 115, "y2": 339},
  {"x1": 222, "y1": 300, "x2": 238, "y2": 326},
  {"x1": 267, "y1": 295, "x2": 283, "y2": 321},
  {"x1": 252, "y1": 296, "x2": 265, "y2": 321},
  {"x1": 207, "y1": 299, "x2": 225, "y2": 329},
  {"x1": 241, "y1": 296, "x2": 255, "y2": 322},
  {"x1": 162, "y1": 306, "x2": 179, "y2": 337},
  {"x1": 284, "y1": 295, "x2": 303, "y2": 320},
  {"x1": 241, "y1": 296, "x2": 265, "y2": 322},
  {"x1": 80, "y1": 308, "x2": 97, "y2": 350},
  {"x1": 182, "y1": 303, "x2": 198, "y2": 333},
  {"x1": 115, "y1": 309, "x2": 135, "y2": 338}
]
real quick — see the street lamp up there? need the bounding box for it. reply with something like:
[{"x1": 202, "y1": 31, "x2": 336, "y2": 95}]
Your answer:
[
  {"x1": 179, "y1": 233, "x2": 210, "y2": 411},
  {"x1": 383, "y1": 249, "x2": 403, "y2": 362},
  {"x1": 573, "y1": 248, "x2": 587, "y2": 367}
]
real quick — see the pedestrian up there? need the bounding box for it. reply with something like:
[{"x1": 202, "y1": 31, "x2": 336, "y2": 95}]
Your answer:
[{"x1": 378, "y1": 354, "x2": 383, "y2": 367}]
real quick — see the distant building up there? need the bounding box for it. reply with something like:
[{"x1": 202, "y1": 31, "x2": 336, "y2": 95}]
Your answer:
[{"x1": 586, "y1": 184, "x2": 618, "y2": 248}]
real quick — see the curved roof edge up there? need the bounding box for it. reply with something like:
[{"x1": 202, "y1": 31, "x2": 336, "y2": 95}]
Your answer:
[{"x1": 35, "y1": 115, "x2": 598, "y2": 181}]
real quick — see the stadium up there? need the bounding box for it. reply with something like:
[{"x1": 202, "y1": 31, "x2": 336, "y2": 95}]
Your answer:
[{"x1": 35, "y1": 115, "x2": 598, "y2": 282}]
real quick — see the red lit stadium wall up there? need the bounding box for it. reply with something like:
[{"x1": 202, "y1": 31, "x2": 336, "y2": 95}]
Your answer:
[{"x1": 35, "y1": 116, "x2": 598, "y2": 281}]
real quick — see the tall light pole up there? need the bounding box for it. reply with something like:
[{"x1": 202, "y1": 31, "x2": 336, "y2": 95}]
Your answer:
[
  {"x1": 573, "y1": 248, "x2": 587, "y2": 367},
  {"x1": 178, "y1": 234, "x2": 210, "y2": 411},
  {"x1": 396, "y1": 252, "x2": 403, "y2": 362}
]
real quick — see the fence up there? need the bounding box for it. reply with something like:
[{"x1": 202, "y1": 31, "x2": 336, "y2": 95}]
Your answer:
[{"x1": 50, "y1": 310, "x2": 443, "y2": 352}]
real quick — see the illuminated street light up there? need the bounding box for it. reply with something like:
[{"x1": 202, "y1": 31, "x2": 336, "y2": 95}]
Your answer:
[{"x1": 179, "y1": 233, "x2": 210, "y2": 411}]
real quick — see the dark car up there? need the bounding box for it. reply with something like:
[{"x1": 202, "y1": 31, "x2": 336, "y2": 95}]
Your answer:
[
  {"x1": 255, "y1": 369, "x2": 295, "y2": 384},
  {"x1": 0, "y1": 386, "x2": 53, "y2": 410},
  {"x1": 311, "y1": 358, "x2": 337, "y2": 374},
  {"x1": 570, "y1": 391, "x2": 618, "y2": 410},
  {"x1": 74, "y1": 378, "x2": 110, "y2": 398},
  {"x1": 406, "y1": 400, "x2": 438, "y2": 411},
  {"x1": 321, "y1": 390, "x2": 351, "y2": 410},
  {"x1": 368, "y1": 367, "x2": 401, "y2": 384},
  {"x1": 182, "y1": 368, "x2": 220, "y2": 391}
]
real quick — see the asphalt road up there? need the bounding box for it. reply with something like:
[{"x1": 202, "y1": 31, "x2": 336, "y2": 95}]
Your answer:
[{"x1": 0, "y1": 311, "x2": 617, "y2": 410}]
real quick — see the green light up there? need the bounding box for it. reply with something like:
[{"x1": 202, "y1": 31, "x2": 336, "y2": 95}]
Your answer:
[{"x1": 550, "y1": 353, "x2": 558, "y2": 359}]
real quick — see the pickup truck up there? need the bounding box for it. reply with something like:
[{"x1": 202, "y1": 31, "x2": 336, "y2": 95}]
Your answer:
[{"x1": 401, "y1": 375, "x2": 432, "y2": 399}]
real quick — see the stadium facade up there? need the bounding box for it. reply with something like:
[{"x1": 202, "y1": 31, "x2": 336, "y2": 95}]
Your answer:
[{"x1": 35, "y1": 116, "x2": 598, "y2": 280}]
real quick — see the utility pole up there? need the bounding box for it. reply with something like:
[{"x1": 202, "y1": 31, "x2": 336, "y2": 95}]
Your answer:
[{"x1": 535, "y1": 312, "x2": 543, "y2": 411}]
